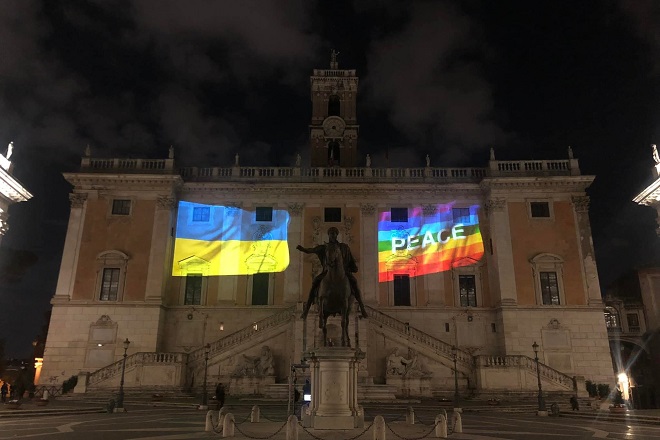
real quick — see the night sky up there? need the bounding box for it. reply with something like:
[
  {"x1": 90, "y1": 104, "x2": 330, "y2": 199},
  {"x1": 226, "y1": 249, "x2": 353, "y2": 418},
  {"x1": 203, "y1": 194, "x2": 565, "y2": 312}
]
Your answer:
[{"x1": 1, "y1": 0, "x2": 660, "y2": 358}]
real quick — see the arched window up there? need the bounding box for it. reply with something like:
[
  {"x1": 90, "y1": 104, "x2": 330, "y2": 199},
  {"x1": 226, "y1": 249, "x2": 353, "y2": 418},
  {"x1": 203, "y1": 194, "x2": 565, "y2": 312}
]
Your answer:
[
  {"x1": 328, "y1": 141, "x2": 340, "y2": 165},
  {"x1": 328, "y1": 95, "x2": 340, "y2": 116},
  {"x1": 604, "y1": 306, "x2": 621, "y2": 331}
]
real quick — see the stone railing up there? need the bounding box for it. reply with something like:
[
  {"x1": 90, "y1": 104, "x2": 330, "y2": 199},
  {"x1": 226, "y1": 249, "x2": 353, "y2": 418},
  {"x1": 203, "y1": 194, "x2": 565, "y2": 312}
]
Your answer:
[
  {"x1": 477, "y1": 355, "x2": 574, "y2": 389},
  {"x1": 88, "y1": 352, "x2": 185, "y2": 386},
  {"x1": 78, "y1": 156, "x2": 579, "y2": 181},
  {"x1": 179, "y1": 166, "x2": 490, "y2": 183},
  {"x1": 366, "y1": 306, "x2": 473, "y2": 365},
  {"x1": 81, "y1": 157, "x2": 175, "y2": 173},
  {"x1": 187, "y1": 306, "x2": 296, "y2": 364}
]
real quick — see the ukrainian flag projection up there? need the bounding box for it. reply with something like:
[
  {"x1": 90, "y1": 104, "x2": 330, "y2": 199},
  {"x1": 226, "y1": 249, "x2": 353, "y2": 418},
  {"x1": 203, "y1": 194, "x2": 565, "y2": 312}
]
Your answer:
[
  {"x1": 172, "y1": 202, "x2": 290, "y2": 276},
  {"x1": 378, "y1": 204, "x2": 484, "y2": 282}
]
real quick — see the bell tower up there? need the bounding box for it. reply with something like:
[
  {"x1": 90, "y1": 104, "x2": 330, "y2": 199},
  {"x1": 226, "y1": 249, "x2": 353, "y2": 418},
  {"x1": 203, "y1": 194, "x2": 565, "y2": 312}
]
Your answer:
[{"x1": 309, "y1": 50, "x2": 359, "y2": 167}]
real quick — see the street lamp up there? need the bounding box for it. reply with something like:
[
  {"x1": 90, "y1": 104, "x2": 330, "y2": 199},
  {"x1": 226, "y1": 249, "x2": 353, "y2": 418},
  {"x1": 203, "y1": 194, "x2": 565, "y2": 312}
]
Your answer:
[
  {"x1": 200, "y1": 343, "x2": 211, "y2": 409},
  {"x1": 116, "y1": 338, "x2": 130, "y2": 412},
  {"x1": 532, "y1": 341, "x2": 546, "y2": 414},
  {"x1": 451, "y1": 345, "x2": 460, "y2": 411}
]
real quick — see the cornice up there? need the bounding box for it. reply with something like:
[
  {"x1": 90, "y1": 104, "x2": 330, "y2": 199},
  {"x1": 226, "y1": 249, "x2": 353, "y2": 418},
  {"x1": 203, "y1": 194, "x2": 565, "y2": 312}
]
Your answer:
[
  {"x1": 480, "y1": 176, "x2": 594, "y2": 193},
  {"x1": 180, "y1": 184, "x2": 485, "y2": 200},
  {"x1": 0, "y1": 167, "x2": 32, "y2": 202},
  {"x1": 633, "y1": 177, "x2": 660, "y2": 206},
  {"x1": 64, "y1": 173, "x2": 184, "y2": 190}
]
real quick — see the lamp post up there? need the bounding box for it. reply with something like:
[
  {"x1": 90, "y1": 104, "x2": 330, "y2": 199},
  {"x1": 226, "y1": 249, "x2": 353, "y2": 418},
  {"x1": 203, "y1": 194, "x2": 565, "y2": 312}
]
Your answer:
[
  {"x1": 116, "y1": 338, "x2": 130, "y2": 412},
  {"x1": 200, "y1": 343, "x2": 211, "y2": 409},
  {"x1": 532, "y1": 341, "x2": 546, "y2": 414},
  {"x1": 451, "y1": 345, "x2": 460, "y2": 411}
]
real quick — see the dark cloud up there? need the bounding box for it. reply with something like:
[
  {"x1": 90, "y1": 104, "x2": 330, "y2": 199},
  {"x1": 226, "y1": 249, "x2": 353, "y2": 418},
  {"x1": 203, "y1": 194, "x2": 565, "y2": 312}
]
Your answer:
[{"x1": 363, "y1": 2, "x2": 509, "y2": 163}]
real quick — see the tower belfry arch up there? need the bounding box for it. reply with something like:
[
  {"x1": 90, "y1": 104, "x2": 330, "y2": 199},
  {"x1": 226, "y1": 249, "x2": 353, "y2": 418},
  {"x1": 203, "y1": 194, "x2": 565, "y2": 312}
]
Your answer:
[{"x1": 309, "y1": 50, "x2": 359, "y2": 167}]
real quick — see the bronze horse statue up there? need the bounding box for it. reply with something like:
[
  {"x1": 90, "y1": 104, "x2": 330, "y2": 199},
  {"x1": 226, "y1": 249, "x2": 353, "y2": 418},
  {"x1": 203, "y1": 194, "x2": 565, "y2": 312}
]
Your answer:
[{"x1": 317, "y1": 241, "x2": 352, "y2": 347}]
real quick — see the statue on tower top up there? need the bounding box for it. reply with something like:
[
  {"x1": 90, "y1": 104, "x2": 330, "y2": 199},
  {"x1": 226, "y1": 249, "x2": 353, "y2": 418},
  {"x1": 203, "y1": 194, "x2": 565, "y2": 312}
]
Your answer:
[{"x1": 330, "y1": 49, "x2": 340, "y2": 69}]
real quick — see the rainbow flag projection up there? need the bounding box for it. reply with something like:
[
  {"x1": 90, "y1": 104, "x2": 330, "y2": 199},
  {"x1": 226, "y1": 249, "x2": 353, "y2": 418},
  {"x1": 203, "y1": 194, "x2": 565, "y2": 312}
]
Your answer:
[
  {"x1": 377, "y1": 205, "x2": 484, "y2": 282},
  {"x1": 172, "y1": 202, "x2": 290, "y2": 276}
]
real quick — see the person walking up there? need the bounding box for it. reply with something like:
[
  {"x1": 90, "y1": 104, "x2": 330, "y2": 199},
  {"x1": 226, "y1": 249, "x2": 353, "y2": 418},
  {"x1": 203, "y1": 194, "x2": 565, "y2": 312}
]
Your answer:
[
  {"x1": 215, "y1": 383, "x2": 225, "y2": 410},
  {"x1": 1, "y1": 382, "x2": 7, "y2": 402}
]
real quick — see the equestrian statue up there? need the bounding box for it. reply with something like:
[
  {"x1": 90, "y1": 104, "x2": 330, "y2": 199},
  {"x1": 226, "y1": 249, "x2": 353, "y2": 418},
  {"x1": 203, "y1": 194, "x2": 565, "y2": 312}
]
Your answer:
[{"x1": 297, "y1": 227, "x2": 368, "y2": 347}]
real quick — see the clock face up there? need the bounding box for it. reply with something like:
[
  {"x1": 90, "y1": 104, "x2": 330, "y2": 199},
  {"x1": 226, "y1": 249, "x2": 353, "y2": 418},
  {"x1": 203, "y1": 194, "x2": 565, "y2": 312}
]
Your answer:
[{"x1": 322, "y1": 116, "x2": 346, "y2": 138}]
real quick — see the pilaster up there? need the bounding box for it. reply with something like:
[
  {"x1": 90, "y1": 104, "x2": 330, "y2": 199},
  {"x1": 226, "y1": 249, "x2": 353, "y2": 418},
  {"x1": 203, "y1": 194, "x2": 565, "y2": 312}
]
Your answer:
[
  {"x1": 145, "y1": 196, "x2": 176, "y2": 303},
  {"x1": 52, "y1": 193, "x2": 88, "y2": 303},
  {"x1": 486, "y1": 198, "x2": 517, "y2": 306},
  {"x1": 360, "y1": 203, "x2": 378, "y2": 305},
  {"x1": 285, "y1": 202, "x2": 304, "y2": 304},
  {"x1": 421, "y1": 204, "x2": 444, "y2": 305},
  {"x1": 571, "y1": 196, "x2": 602, "y2": 306}
]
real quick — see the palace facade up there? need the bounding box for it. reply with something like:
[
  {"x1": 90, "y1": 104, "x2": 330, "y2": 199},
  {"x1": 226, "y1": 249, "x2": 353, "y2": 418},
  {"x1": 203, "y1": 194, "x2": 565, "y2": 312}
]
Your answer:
[{"x1": 39, "y1": 59, "x2": 614, "y2": 399}]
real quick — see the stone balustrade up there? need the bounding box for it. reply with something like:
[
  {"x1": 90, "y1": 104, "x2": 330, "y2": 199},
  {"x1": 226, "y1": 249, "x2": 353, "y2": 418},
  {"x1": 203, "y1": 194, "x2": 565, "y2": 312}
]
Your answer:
[
  {"x1": 187, "y1": 306, "x2": 296, "y2": 364},
  {"x1": 366, "y1": 306, "x2": 473, "y2": 365},
  {"x1": 477, "y1": 355, "x2": 574, "y2": 389},
  {"x1": 79, "y1": 157, "x2": 579, "y2": 181},
  {"x1": 88, "y1": 351, "x2": 184, "y2": 386}
]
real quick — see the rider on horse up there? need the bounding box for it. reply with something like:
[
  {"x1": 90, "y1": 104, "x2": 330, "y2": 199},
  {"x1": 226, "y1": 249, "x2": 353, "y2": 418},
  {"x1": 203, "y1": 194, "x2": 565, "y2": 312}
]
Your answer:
[{"x1": 296, "y1": 227, "x2": 368, "y2": 319}]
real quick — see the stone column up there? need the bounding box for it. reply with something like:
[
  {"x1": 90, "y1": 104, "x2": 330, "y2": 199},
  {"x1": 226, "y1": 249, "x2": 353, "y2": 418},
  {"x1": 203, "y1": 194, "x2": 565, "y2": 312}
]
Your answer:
[
  {"x1": 360, "y1": 203, "x2": 378, "y2": 305},
  {"x1": 285, "y1": 203, "x2": 304, "y2": 304},
  {"x1": 486, "y1": 198, "x2": 517, "y2": 306},
  {"x1": 571, "y1": 196, "x2": 602, "y2": 306},
  {"x1": 422, "y1": 204, "x2": 444, "y2": 305},
  {"x1": 145, "y1": 196, "x2": 176, "y2": 303},
  {"x1": 53, "y1": 193, "x2": 88, "y2": 302}
]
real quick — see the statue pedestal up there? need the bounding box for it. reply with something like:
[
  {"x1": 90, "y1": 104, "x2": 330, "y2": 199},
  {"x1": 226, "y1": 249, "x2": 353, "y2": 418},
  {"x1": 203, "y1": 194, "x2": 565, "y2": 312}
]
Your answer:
[
  {"x1": 229, "y1": 375, "x2": 275, "y2": 395},
  {"x1": 303, "y1": 347, "x2": 364, "y2": 429},
  {"x1": 386, "y1": 375, "x2": 433, "y2": 397}
]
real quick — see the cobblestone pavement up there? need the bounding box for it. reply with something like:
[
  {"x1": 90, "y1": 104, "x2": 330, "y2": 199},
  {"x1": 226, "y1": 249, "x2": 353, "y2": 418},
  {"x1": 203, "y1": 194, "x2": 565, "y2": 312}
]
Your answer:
[{"x1": 1, "y1": 403, "x2": 660, "y2": 439}]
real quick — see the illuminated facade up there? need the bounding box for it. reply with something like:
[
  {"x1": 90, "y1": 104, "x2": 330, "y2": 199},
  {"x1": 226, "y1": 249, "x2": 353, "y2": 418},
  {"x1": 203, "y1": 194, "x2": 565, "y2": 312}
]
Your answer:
[
  {"x1": 0, "y1": 143, "x2": 32, "y2": 245},
  {"x1": 39, "y1": 60, "x2": 614, "y2": 398}
]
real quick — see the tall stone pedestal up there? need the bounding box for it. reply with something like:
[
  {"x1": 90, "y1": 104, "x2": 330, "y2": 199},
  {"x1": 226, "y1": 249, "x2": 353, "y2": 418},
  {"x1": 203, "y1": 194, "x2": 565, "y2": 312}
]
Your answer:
[{"x1": 302, "y1": 347, "x2": 364, "y2": 429}]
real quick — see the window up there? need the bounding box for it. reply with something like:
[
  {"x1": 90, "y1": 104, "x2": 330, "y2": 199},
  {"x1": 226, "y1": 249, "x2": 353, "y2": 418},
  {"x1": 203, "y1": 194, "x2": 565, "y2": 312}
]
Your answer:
[
  {"x1": 251, "y1": 273, "x2": 270, "y2": 305},
  {"x1": 192, "y1": 206, "x2": 210, "y2": 222},
  {"x1": 530, "y1": 201, "x2": 551, "y2": 218},
  {"x1": 184, "y1": 275, "x2": 203, "y2": 305},
  {"x1": 540, "y1": 271, "x2": 560, "y2": 305},
  {"x1": 627, "y1": 313, "x2": 640, "y2": 332},
  {"x1": 452, "y1": 208, "x2": 470, "y2": 223},
  {"x1": 100, "y1": 268, "x2": 120, "y2": 301},
  {"x1": 459, "y1": 275, "x2": 477, "y2": 307},
  {"x1": 328, "y1": 95, "x2": 340, "y2": 117},
  {"x1": 445, "y1": 323, "x2": 450, "y2": 332},
  {"x1": 530, "y1": 253, "x2": 565, "y2": 306},
  {"x1": 328, "y1": 141, "x2": 340, "y2": 163},
  {"x1": 393, "y1": 274, "x2": 411, "y2": 306},
  {"x1": 96, "y1": 250, "x2": 129, "y2": 302},
  {"x1": 491, "y1": 323, "x2": 497, "y2": 333},
  {"x1": 604, "y1": 307, "x2": 620, "y2": 331},
  {"x1": 325, "y1": 207, "x2": 342, "y2": 222},
  {"x1": 391, "y1": 208, "x2": 408, "y2": 223},
  {"x1": 111, "y1": 199, "x2": 131, "y2": 216},
  {"x1": 255, "y1": 207, "x2": 273, "y2": 222}
]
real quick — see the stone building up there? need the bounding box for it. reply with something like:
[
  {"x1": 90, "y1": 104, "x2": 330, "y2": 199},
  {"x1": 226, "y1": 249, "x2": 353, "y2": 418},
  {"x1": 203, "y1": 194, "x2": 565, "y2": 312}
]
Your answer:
[
  {"x1": 39, "y1": 58, "x2": 614, "y2": 399},
  {"x1": 0, "y1": 142, "x2": 32, "y2": 246},
  {"x1": 604, "y1": 270, "x2": 659, "y2": 409}
]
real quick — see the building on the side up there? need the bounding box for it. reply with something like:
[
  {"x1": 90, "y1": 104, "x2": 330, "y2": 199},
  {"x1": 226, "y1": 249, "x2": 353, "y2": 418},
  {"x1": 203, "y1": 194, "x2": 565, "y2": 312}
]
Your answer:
[
  {"x1": 621, "y1": 146, "x2": 660, "y2": 408},
  {"x1": 603, "y1": 269, "x2": 659, "y2": 409},
  {"x1": 39, "y1": 58, "x2": 614, "y2": 399},
  {"x1": 0, "y1": 142, "x2": 32, "y2": 246}
]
